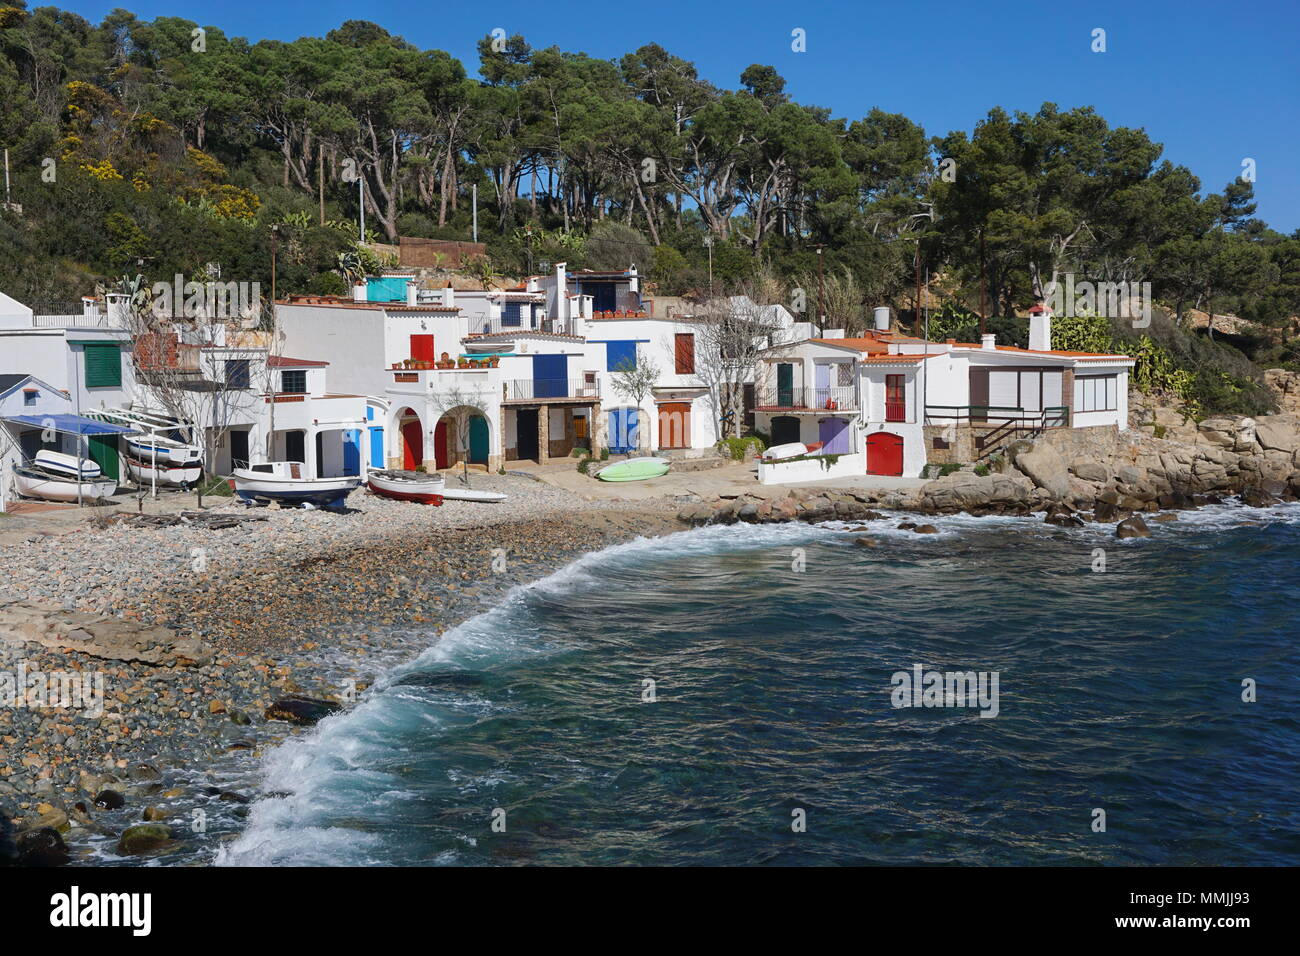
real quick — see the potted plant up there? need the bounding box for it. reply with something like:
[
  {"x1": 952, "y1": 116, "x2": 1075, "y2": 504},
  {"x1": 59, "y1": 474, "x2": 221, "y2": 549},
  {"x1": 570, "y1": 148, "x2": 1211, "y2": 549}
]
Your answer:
[{"x1": 489, "y1": 356, "x2": 499, "y2": 368}]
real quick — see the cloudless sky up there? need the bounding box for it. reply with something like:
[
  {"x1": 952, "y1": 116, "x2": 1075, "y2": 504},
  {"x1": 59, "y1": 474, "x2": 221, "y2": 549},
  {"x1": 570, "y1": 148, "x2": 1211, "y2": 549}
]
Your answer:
[{"x1": 57, "y1": 0, "x2": 1300, "y2": 232}]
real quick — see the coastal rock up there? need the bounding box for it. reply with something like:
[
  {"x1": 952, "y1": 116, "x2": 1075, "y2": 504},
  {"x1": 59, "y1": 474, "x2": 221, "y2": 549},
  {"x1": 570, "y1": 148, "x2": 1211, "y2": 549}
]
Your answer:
[
  {"x1": 1070, "y1": 461, "x2": 1111, "y2": 483},
  {"x1": 915, "y1": 471, "x2": 1033, "y2": 514},
  {"x1": 1011, "y1": 441, "x2": 1072, "y2": 500},
  {"x1": 93, "y1": 789, "x2": 125, "y2": 810},
  {"x1": 264, "y1": 694, "x2": 341, "y2": 726},
  {"x1": 116, "y1": 823, "x2": 177, "y2": 856},
  {"x1": 1254, "y1": 415, "x2": 1300, "y2": 454},
  {"x1": 913, "y1": 524, "x2": 938, "y2": 534},
  {"x1": 1115, "y1": 515, "x2": 1151, "y2": 539},
  {"x1": 0, "y1": 598, "x2": 212, "y2": 667},
  {"x1": 15, "y1": 827, "x2": 70, "y2": 867}
]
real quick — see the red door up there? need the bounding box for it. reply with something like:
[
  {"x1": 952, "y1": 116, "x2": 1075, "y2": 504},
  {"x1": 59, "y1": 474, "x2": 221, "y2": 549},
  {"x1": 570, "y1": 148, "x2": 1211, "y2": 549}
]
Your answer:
[
  {"x1": 410, "y1": 334, "x2": 435, "y2": 363},
  {"x1": 434, "y1": 419, "x2": 449, "y2": 469},
  {"x1": 866, "y1": 432, "x2": 904, "y2": 476},
  {"x1": 401, "y1": 417, "x2": 423, "y2": 470}
]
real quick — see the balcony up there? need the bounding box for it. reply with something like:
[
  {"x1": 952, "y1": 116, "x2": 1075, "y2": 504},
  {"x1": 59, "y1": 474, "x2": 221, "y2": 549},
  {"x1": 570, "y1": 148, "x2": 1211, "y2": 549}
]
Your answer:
[
  {"x1": 503, "y1": 379, "x2": 600, "y2": 402},
  {"x1": 755, "y1": 386, "x2": 857, "y2": 412}
]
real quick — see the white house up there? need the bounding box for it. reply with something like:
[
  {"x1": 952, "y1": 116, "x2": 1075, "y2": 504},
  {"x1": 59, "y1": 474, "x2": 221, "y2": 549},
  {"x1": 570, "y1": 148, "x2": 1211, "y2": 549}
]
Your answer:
[{"x1": 752, "y1": 307, "x2": 1134, "y2": 482}]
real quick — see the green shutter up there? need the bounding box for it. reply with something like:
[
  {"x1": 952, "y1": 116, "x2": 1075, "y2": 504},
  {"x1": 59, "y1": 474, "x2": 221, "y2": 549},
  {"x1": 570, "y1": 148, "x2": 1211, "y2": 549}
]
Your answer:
[
  {"x1": 84, "y1": 344, "x2": 122, "y2": 388},
  {"x1": 88, "y1": 434, "x2": 120, "y2": 481}
]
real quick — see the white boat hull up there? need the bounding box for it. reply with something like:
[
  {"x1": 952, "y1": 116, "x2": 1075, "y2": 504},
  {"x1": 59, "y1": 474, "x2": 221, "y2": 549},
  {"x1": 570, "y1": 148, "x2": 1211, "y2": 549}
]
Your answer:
[
  {"x1": 14, "y1": 468, "x2": 116, "y2": 502},
  {"x1": 232, "y1": 469, "x2": 362, "y2": 509},
  {"x1": 439, "y1": 488, "x2": 507, "y2": 503},
  {"x1": 126, "y1": 437, "x2": 202, "y2": 466},
  {"x1": 367, "y1": 470, "x2": 446, "y2": 504},
  {"x1": 126, "y1": 457, "x2": 203, "y2": 488}
]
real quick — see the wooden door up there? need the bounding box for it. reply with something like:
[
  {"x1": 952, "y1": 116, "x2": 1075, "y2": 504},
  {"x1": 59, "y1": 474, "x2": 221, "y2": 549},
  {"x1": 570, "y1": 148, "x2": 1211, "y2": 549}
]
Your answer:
[
  {"x1": 658, "y1": 402, "x2": 691, "y2": 449},
  {"x1": 401, "y1": 418, "x2": 422, "y2": 470},
  {"x1": 776, "y1": 363, "x2": 794, "y2": 407},
  {"x1": 866, "y1": 432, "x2": 903, "y2": 476},
  {"x1": 818, "y1": 417, "x2": 849, "y2": 454},
  {"x1": 434, "y1": 419, "x2": 449, "y2": 469}
]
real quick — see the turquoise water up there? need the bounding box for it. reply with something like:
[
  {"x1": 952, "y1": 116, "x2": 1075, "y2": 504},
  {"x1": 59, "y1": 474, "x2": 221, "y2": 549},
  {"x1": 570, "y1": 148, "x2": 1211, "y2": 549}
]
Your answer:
[{"x1": 219, "y1": 505, "x2": 1300, "y2": 866}]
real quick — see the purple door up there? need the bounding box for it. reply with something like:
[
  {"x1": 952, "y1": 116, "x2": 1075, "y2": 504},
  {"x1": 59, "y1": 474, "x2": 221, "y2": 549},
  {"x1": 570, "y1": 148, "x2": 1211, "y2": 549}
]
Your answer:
[{"x1": 819, "y1": 417, "x2": 849, "y2": 454}]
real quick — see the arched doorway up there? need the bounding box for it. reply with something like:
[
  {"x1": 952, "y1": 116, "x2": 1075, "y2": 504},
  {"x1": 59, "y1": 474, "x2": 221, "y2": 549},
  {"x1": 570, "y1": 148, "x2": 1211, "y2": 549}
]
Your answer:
[{"x1": 866, "y1": 432, "x2": 903, "y2": 476}]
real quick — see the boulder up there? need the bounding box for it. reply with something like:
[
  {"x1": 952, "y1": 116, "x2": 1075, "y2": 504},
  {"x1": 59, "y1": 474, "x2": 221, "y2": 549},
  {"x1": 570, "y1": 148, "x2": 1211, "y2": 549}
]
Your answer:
[
  {"x1": 1071, "y1": 460, "x2": 1111, "y2": 483},
  {"x1": 914, "y1": 471, "x2": 1034, "y2": 514},
  {"x1": 1115, "y1": 515, "x2": 1151, "y2": 539},
  {"x1": 1011, "y1": 441, "x2": 1073, "y2": 500},
  {"x1": 264, "y1": 694, "x2": 342, "y2": 726},
  {"x1": 913, "y1": 524, "x2": 938, "y2": 534},
  {"x1": 115, "y1": 823, "x2": 177, "y2": 856},
  {"x1": 14, "y1": 827, "x2": 69, "y2": 866},
  {"x1": 1254, "y1": 415, "x2": 1300, "y2": 454}
]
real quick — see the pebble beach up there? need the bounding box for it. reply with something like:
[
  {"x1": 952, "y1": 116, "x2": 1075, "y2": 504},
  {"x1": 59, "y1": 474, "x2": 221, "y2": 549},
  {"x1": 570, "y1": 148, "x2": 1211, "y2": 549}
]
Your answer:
[{"x1": 0, "y1": 473, "x2": 683, "y2": 863}]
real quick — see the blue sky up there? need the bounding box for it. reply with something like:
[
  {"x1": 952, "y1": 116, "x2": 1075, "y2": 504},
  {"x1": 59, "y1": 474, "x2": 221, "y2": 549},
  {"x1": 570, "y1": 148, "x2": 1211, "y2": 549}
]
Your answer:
[{"x1": 59, "y1": 0, "x2": 1300, "y2": 232}]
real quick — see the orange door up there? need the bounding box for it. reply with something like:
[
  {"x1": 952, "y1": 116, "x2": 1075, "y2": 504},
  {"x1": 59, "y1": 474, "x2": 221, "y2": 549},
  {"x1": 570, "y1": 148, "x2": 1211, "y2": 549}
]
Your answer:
[
  {"x1": 866, "y1": 432, "x2": 903, "y2": 476},
  {"x1": 658, "y1": 402, "x2": 691, "y2": 449}
]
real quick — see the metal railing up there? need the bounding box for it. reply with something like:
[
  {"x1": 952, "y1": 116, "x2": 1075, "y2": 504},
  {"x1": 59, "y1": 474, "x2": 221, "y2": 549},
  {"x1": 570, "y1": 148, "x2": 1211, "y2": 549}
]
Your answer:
[
  {"x1": 503, "y1": 379, "x2": 600, "y2": 401},
  {"x1": 925, "y1": 405, "x2": 1070, "y2": 459},
  {"x1": 755, "y1": 386, "x2": 858, "y2": 411}
]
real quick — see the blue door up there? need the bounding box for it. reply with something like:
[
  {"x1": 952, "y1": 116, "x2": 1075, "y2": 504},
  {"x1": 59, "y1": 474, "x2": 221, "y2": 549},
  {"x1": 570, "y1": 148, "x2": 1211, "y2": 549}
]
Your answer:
[
  {"x1": 369, "y1": 427, "x2": 384, "y2": 468},
  {"x1": 343, "y1": 430, "x2": 361, "y2": 475},
  {"x1": 609, "y1": 408, "x2": 638, "y2": 453},
  {"x1": 532, "y1": 354, "x2": 568, "y2": 398},
  {"x1": 818, "y1": 417, "x2": 849, "y2": 454}
]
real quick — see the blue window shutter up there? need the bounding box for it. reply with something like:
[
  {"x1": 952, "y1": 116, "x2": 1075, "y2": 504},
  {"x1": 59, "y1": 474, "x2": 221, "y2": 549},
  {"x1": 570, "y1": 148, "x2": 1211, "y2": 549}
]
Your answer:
[
  {"x1": 503, "y1": 301, "x2": 522, "y2": 325},
  {"x1": 606, "y1": 341, "x2": 637, "y2": 372}
]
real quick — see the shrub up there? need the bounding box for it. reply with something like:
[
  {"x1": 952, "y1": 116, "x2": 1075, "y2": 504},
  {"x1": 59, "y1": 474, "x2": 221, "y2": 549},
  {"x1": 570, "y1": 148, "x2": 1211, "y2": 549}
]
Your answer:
[{"x1": 717, "y1": 435, "x2": 766, "y2": 460}]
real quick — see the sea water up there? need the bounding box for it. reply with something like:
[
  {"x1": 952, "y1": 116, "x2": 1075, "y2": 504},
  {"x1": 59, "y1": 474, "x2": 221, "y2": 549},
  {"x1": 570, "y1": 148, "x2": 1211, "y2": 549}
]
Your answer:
[{"x1": 217, "y1": 504, "x2": 1300, "y2": 866}]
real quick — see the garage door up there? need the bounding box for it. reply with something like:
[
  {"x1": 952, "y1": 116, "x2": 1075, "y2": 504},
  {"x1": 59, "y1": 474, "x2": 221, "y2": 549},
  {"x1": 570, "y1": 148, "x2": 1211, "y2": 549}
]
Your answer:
[{"x1": 866, "y1": 432, "x2": 903, "y2": 476}]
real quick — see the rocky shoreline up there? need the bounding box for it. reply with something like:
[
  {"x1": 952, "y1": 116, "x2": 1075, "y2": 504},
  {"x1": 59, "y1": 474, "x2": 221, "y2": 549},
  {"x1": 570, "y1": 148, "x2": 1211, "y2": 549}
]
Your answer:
[
  {"x1": 0, "y1": 475, "x2": 682, "y2": 865},
  {"x1": 4, "y1": 413, "x2": 1298, "y2": 865}
]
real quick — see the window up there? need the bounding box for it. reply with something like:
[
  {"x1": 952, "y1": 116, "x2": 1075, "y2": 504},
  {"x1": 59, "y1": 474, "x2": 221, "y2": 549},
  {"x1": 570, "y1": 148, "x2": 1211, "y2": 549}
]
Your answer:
[
  {"x1": 225, "y1": 358, "x2": 250, "y2": 389},
  {"x1": 502, "y1": 301, "x2": 522, "y2": 326},
  {"x1": 674, "y1": 333, "x2": 695, "y2": 374},
  {"x1": 23, "y1": 389, "x2": 37, "y2": 406},
  {"x1": 885, "y1": 374, "x2": 906, "y2": 422},
  {"x1": 83, "y1": 343, "x2": 121, "y2": 388},
  {"x1": 1073, "y1": 374, "x2": 1117, "y2": 412},
  {"x1": 281, "y1": 369, "x2": 307, "y2": 394},
  {"x1": 836, "y1": 363, "x2": 854, "y2": 387},
  {"x1": 606, "y1": 340, "x2": 637, "y2": 372}
]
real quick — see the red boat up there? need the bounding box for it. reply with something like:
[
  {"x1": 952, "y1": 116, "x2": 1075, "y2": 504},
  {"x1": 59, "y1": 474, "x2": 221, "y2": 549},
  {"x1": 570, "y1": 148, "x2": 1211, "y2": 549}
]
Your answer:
[{"x1": 366, "y1": 469, "x2": 445, "y2": 505}]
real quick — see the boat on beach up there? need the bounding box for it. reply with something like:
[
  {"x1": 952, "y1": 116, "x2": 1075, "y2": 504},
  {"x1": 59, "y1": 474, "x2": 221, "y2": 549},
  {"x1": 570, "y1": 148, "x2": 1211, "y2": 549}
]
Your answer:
[
  {"x1": 125, "y1": 455, "x2": 203, "y2": 489},
  {"x1": 14, "y1": 450, "x2": 116, "y2": 501},
  {"x1": 761, "y1": 442, "x2": 807, "y2": 461},
  {"x1": 439, "y1": 485, "x2": 507, "y2": 503},
  {"x1": 231, "y1": 462, "x2": 362, "y2": 510},
  {"x1": 367, "y1": 469, "x2": 445, "y2": 505},
  {"x1": 126, "y1": 434, "x2": 203, "y2": 466},
  {"x1": 596, "y1": 456, "x2": 670, "y2": 482}
]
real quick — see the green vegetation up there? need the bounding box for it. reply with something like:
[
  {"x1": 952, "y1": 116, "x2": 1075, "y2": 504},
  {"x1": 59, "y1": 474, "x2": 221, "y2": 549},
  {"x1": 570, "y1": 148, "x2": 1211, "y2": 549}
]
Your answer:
[
  {"x1": 717, "y1": 435, "x2": 766, "y2": 460},
  {"x1": 0, "y1": 7, "x2": 1296, "y2": 415}
]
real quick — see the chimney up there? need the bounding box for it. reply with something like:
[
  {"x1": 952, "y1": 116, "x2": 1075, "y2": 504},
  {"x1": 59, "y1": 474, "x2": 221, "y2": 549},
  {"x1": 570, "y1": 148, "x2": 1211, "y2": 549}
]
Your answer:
[
  {"x1": 406, "y1": 281, "x2": 418, "y2": 307},
  {"x1": 1028, "y1": 302, "x2": 1052, "y2": 351},
  {"x1": 352, "y1": 281, "x2": 367, "y2": 303},
  {"x1": 981, "y1": 333, "x2": 996, "y2": 350},
  {"x1": 553, "y1": 261, "x2": 567, "y2": 328},
  {"x1": 441, "y1": 282, "x2": 455, "y2": 308},
  {"x1": 873, "y1": 306, "x2": 890, "y2": 331}
]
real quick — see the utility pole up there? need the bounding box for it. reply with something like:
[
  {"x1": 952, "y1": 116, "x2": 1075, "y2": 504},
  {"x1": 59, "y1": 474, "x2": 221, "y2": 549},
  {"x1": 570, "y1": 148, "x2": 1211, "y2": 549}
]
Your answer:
[
  {"x1": 318, "y1": 145, "x2": 325, "y2": 226},
  {"x1": 472, "y1": 183, "x2": 478, "y2": 243},
  {"x1": 358, "y1": 175, "x2": 365, "y2": 243},
  {"x1": 815, "y1": 244, "x2": 825, "y2": 335},
  {"x1": 270, "y1": 225, "x2": 279, "y2": 305},
  {"x1": 3, "y1": 147, "x2": 10, "y2": 206},
  {"x1": 979, "y1": 228, "x2": 988, "y2": 335}
]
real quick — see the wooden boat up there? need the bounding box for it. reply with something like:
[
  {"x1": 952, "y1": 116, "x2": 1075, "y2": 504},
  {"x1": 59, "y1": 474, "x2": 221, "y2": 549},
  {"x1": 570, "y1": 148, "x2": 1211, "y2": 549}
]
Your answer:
[
  {"x1": 367, "y1": 469, "x2": 445, "y2": 505},
  {"x1": 126, "y1": 435, "x2": 202, "y2": 466},
  {"x1": 126, "y1": 455, "x2": 202, "y2": 489},
  {"x1": 761, "y1": 442, "x2": 807, "y2": 461},
  {"x1": 231, "y1": 462, "x2": 362, "y2": 510},
  {"x1": 438, "y1": 486, "x2": 507, "y2": 503},
  {"x1": 14, "y1": 455, "x2": 116, "y2": 502},
  {"x1": 596, "y1": 456, "x2": 670, "y2": 482}
]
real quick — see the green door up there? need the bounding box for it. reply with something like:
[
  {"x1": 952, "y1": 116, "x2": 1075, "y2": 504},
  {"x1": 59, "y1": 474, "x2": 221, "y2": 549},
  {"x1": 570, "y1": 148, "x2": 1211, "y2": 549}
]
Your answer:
[
  {"x1": 87, "y1": 434, "x2": 120, "y2": 481},
  {"x1": 469, "y1": 416, "x2": 489, "y2": 464},
  {"x1": 776, "y1": 363, "x2": 794, "y2": 407}
]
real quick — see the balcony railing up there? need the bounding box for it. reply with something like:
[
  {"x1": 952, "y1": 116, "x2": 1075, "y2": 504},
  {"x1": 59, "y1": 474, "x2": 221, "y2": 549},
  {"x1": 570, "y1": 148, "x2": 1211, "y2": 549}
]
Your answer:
[
  {"x1": 503, "y1": 379, "x2": 600, "y2": 401},
  {"x1": 469, "y1": 316, "x2": 576, "y2": 338},
  {"x1": 925, "y1": 405, "x2": 1069, "y2": 428},
  {"x1": 755, "y1": 386, "x2": 857, "y2": 412}
]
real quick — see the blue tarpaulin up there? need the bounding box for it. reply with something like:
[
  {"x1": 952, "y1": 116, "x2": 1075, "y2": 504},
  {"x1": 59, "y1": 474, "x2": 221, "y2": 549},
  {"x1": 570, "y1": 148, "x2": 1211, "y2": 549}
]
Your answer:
[{"x1": 2, "y1": 414, "x2": 138, "y2": 436}]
